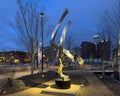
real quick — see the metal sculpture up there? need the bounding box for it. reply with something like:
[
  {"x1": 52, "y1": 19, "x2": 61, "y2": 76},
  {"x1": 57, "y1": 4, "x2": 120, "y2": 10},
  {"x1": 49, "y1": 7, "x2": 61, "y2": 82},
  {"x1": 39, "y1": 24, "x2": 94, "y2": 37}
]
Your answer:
[{"x1": 50, "y1": 9, "x2": 84, "y2": 83}]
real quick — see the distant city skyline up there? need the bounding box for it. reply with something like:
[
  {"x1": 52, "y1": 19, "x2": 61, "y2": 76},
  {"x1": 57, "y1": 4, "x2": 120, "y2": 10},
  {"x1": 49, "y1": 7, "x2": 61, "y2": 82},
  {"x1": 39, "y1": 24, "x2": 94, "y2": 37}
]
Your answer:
[{"x1": 0, "y1": 0, "x2": 118, "y2": 51}]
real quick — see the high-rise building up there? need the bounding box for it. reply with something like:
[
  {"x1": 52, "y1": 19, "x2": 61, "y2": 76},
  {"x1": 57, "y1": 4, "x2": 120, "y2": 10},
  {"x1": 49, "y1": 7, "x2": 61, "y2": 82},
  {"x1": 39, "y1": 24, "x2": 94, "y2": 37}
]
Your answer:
[
  {"x1": 112, "y1": 48, "x2": 118, "y2": 60},
  {"x1": 81, "y1": 42, "x2": 96, "y2": 59},
  {"x1": 97, "y1": 40, "x2": 111, "y2": 60}
]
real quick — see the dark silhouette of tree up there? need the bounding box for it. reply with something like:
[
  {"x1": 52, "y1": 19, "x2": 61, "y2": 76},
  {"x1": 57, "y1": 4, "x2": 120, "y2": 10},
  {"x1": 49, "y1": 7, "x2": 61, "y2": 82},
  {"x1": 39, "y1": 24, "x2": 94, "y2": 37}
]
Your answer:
[
  {"x1": 10, "y1": 0, "x2": 52, "y2": 75},
  {"x1": 97, "y1": 0, "x2": 120, "y2": 49}
]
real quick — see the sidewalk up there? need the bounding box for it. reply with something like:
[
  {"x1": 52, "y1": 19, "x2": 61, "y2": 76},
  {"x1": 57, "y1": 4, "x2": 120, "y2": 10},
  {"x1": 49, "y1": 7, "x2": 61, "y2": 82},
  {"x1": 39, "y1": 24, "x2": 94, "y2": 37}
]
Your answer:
[
  {"x1": 0, "y1": 70, "x2": 39, "y2": 80},
  {"x1": 4, "y1": 70, "x2": 115, "y2": 96},
  {"x1": 76, "y1": 70, "x2": 115, "y2": 96},
  {"x1": 0, "y1": 65, "x2": 58, "y2": 80}
]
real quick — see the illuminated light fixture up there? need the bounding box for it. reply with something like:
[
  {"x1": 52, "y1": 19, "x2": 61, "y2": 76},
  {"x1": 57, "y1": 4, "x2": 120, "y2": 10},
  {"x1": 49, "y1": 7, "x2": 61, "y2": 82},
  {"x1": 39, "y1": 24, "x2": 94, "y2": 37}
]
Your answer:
[
  {"x1": 106, "y1": 39, "x2": 108, "y2": 41},
  {"x1": 42, "y1": 74, "x2": 45, "y2": 77},
  {"x1": 80, "y1": 83, "x2": 85, "y2": 87},
  {"x1": 43, "y1": 55, "x2": 45, "y2": 57},
  {"x1": 40, "y1": 12, "x2": 44, "y2": 17},
  {"x1": 101, "y1": 40, "x2": 104, "y2": 43},
  {"x1": 24, "y1": 58, "x2": 30, "y2": 62},
  {"x1": 93, "y1": 34, "x2": 100, "y2": 38},
  {"x1": 99, "y1": 75, "x2": 103, "y2": 78},
  {"x1": 14, "y1": 59, "x2": 20, "y2": 63}
]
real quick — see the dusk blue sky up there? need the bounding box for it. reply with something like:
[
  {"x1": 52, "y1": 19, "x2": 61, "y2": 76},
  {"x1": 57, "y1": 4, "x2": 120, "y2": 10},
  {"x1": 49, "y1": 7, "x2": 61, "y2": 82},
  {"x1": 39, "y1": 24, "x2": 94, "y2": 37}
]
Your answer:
[{"x1": 0, "y1": 0, "x2": 119, "y2": 51}]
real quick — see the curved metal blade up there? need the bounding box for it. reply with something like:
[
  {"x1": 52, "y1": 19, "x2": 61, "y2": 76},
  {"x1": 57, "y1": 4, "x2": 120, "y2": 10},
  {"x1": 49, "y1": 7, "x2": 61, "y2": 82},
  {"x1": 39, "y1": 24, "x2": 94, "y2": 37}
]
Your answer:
[
  {"x1": 51, "y1": 9, "x2": 69, "y2": 42},
  {"x1": 77, "y1": 56, "x2": 84, "y2": 65},
  {"x1": 58, "y1": 8, "x2": 69, "y2": 24},
  {"x1": 59, "y1": 20, "x2": 71, "y2": 47}
]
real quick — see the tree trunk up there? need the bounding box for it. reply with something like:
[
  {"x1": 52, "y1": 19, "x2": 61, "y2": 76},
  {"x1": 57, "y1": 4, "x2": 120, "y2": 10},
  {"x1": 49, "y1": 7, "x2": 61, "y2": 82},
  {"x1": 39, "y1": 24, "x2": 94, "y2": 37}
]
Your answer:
[{"x1": 31, "y1": 55, "x2": 34, "y2": 75}]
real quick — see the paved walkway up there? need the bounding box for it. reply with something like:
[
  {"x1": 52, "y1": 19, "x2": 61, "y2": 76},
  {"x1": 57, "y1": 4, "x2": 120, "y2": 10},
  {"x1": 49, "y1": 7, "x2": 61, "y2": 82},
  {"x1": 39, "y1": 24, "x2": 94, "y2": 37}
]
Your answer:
[
  {"x1": 0, "y1": 65, "x2": 58, "y2": 80},
  {"x1": 3, "y1": 69, "x2": 115, "y2": 96},
  {"x1": 76, "y1": 70, "x2": 115, "y2": 96},
  {"x1": 0, "y1": 70, "x2": 39, "y2": 80}
]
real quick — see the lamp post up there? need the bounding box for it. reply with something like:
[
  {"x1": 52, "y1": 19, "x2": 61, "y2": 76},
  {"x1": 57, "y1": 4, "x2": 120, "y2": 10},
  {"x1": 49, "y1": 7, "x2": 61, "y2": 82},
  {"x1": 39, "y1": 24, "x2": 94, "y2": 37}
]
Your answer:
[
  {"x1": 93, "y1": 34, "x2": 100, "y2": 58},
  {"x1": 101, "y1": 40, "x2": 105, "y2": 76},
  {"x1": 118, "y1": 29, "x2": 120, "y2": 80},
  {"x1": 114, "y1": 28, "x2": 120, "y2": 80},
  {"x1": 100, "y1": 39, "x2": 108, "y2": 77},
  {"x1": 40, "y1": 12, "x2": 44, "y2": 72},
  {"x1": 93, "y1": 34, "x2": 100, "y2": 69}
]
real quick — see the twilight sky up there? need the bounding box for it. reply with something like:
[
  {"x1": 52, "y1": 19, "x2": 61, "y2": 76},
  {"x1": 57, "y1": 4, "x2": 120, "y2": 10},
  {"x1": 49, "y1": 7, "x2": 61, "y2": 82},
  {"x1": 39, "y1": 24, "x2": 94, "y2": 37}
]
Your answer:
[{"x1": 0, "y1": 0, "x2": 118, "y2": 51}]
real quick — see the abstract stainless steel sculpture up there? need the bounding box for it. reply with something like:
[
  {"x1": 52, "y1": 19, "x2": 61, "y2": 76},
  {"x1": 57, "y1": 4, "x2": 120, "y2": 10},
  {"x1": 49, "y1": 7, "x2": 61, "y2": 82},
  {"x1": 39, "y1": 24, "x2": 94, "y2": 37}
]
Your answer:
[{"x1": 50, "y1": 9, "x2": 84, "y2": 88}]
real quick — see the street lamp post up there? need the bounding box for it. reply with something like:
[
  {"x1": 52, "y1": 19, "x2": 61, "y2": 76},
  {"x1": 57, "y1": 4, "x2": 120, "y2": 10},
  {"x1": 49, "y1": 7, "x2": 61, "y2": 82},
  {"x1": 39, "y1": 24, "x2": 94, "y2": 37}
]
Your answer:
[
  {"x1": 118, "y1": 29, "x2": 120, "y2": 80},
  {"x1": 93, "y1": 34, "x2": 100, "y2": 57},
  {"x1": 40, "y1": 12, "x2": 44, "y2": 72},
  {"x1": 93, "y1": 34, "x2": 100, "y2": 68},
  {"x1": 114, "y1": 28, "x2": 120, "y2": 80},
  {"x1": 101, "y1": 40, "x2": 105, "y2": 76}
]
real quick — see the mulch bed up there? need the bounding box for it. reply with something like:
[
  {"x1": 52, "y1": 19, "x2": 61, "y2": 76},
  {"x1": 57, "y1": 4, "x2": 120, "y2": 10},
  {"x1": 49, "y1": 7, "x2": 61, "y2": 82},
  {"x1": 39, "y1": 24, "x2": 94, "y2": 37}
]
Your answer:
[
  {"x1": 0, "y1": 68, "x2": 89, "y2": 95},
  {"x1": 0, "y1": 70, "x2": 58, "y2": 95},
  {"x1": 18, "y1": 70, "x2": 58, "y2": 87},
  {"x1": 0, "y1": 79, "x2": 28, "y2": 95}
]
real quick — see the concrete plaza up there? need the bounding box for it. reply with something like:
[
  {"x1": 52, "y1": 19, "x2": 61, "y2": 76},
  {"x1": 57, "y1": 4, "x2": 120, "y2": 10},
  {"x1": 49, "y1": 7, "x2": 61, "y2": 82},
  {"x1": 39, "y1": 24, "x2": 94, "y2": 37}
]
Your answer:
[{"x1": 2, "y1": 68, "x2": 115, "y2": 96}]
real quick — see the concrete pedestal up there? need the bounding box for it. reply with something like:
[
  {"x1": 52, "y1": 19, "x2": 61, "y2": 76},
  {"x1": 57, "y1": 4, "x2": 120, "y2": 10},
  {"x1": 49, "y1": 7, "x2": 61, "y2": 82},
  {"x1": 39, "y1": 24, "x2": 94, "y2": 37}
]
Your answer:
[{"x1": 55, "y1": 78, "x2": 71, "y2": 89}]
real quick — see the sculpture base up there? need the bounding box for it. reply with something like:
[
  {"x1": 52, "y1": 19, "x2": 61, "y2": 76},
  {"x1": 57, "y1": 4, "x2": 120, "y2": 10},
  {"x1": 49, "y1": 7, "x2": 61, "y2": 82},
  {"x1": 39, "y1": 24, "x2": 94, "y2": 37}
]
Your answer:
[{"x1": 55, "y1": 78, "x2": 71, "y2": 89}]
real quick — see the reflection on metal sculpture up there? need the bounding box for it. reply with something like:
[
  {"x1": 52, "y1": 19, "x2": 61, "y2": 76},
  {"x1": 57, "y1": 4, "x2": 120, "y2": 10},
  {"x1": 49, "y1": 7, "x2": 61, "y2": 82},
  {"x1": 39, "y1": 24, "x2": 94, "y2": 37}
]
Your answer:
[
  {"x1": 57, "y1": 21, "x2": 72, "y2": 79},
  {"x1": 50, "y1": 9, "x2": 84, "y2": 80},
  {"x1": 77, "y1": 55, "x2": 84, "y2": 65},
  {"x1": 38, "y1": 42, "x2": 42, "y2": 64}
]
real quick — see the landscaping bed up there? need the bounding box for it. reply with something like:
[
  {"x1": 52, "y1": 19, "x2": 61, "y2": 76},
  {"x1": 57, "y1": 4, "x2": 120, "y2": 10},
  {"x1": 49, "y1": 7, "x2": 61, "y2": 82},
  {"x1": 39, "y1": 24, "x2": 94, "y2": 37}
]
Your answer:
[{"x1": 0, "y1": 70, "x2": 58, "y2": 95}]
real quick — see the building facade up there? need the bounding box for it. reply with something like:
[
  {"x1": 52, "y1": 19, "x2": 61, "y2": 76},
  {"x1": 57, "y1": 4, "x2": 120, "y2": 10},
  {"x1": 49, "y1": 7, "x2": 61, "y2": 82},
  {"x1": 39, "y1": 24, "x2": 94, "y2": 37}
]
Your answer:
[
  {"x1": 97, "y1": 40, "x2": 111, "y2": 60},
  {"x1": 81, "y1": 42, "x2": 96, "y2": 59},
  {"x1": 0, "y1": 51, "x2": 30, "y2": 64}
]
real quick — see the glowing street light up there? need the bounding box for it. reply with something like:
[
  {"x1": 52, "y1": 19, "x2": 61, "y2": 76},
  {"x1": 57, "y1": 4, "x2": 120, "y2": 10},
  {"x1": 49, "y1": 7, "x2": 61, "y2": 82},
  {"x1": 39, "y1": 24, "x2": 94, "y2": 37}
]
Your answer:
[{"x1": 93, "y1": 34, "x2": 100, "y2": 45}]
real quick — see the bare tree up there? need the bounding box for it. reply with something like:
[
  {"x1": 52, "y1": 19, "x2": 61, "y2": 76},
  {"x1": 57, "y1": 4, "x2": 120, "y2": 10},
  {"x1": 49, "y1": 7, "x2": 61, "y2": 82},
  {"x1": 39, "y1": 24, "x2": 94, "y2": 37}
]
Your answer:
[
  {"x1": 65, "y1": 36, "x2": 75, "y2": 52},
  {"x1": 97, "y1": 11, "x2": 116, "y2": 49},
  {"x1": 97, "y1": 0, "x2": 120, "y2": 49},
  {"x1": 97, "y1": 0, "x2": 120, "y2": 79},
  {"x1": 10, "y1": 0, "x2": 51, "y2": 75},
  {"x1": 65, "y1": 36, "x2": 76, "y2": 67}
]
